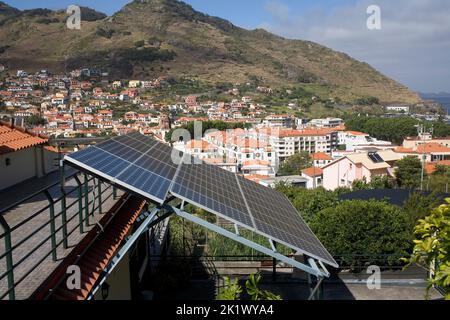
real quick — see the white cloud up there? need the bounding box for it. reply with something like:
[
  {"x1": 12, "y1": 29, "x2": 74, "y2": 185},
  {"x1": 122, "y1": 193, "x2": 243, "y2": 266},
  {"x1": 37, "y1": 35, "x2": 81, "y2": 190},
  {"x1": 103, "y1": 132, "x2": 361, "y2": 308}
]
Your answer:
[
  {"x1": 265, "y1": 1, "x2": 291, "y2": 23},
  {"x1": 262, "y1": 0, "x2": 450, "y2": 92}
]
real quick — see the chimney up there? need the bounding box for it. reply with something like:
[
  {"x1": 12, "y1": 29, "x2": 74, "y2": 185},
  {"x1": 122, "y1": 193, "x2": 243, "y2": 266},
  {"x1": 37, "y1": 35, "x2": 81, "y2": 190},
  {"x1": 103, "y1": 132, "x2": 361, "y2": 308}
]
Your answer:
[{"x1": 10, "y1": 117, "x2": 15, "y2": 128}]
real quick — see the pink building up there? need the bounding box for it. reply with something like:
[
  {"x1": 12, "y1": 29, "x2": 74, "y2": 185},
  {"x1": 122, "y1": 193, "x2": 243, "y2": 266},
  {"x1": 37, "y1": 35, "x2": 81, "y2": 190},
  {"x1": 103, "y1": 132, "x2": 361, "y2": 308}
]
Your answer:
[{"x1": 322, "y1": 150, "x2": 401, "y2": 190}]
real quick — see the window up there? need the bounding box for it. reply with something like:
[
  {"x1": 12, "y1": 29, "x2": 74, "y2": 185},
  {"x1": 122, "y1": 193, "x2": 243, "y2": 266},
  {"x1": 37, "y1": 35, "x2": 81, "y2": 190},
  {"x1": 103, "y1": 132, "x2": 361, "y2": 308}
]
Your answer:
[{"x1": 5, "y1": 158, "x2": 11, "y2": 166}]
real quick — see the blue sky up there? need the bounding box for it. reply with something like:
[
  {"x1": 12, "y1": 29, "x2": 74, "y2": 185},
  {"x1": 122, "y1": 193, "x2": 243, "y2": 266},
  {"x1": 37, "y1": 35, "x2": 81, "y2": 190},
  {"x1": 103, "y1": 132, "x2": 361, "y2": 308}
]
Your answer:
[
  {"x1": 5, "y1": 0, "x2": 358, "y2": 27},
  {"x1": 4, "y1": 0, "x2": 450, "y2": 93}
]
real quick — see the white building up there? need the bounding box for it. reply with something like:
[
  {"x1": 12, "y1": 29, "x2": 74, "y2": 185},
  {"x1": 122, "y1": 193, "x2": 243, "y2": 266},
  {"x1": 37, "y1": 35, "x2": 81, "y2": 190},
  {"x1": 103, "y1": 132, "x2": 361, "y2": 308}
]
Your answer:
[
  {"x1": 385, "y1": 105, "x2": 410, "y2": 113},
  {"x1": 308, "y1": 118, "x2": 343, "y2": 128},
  {"x1": 262, "y1": 115, "x2": 295, "y2": 128},
  {"x1": 338, "y1": 131, "x2": 392, "y2": 151}
]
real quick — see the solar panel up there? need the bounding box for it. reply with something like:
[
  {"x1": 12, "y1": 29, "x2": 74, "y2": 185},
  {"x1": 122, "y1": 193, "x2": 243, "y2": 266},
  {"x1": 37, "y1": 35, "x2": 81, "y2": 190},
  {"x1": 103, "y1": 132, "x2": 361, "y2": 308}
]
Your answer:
[
  {"x1": 368, "y1": 152, "x2": 384, "y2": 163},
  {"x1": 65, "y1": 132, "x2": 338, "y2": 267},
  {"x1": 236, "y1": 176, "x2": 337, "y2": 266},
  {"x1": 170, "y1": 160, "x2": 254, "y2": 227},
  {"x1": 65, "y1": 134, "x2": 180, "y2": 203}
]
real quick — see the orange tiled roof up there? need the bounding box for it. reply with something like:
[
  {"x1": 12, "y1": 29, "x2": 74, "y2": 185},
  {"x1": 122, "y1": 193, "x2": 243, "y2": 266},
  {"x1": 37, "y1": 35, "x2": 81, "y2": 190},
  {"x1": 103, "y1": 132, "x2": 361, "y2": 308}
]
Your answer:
[
  {"x1": 311, "y1": 152, "x2": 333, "y2": 161},
  {"x1": 185, "y1": 140, "x2": 214, "y2": 150},
  {"x1": 242, "y1": 160, "x2": 270, "y2": 167},
  {"x1": 0, "y1": 124, "x2": 47, "y2": 154},
  {"x1": 47, "y1": 196, "x2": 146, "y2": 300},
  {"x1": 425, "y1": 160, "x2": 450, "y2": 174},
  {"x1": 346, "y1": 131, "x2": 368, "y2": 136},
  {"x1": 394, "y1": 147, "x2": 415, "y2": 153},
  {"x1": 302, "y1": 167, "x2": 323, "y2": 177},
  {"x1": 244, "y1": 174, "x2": 270, "y2": 183},
  {"x1": 416, "y1": 143, "x2": 450, "y2": 154}
]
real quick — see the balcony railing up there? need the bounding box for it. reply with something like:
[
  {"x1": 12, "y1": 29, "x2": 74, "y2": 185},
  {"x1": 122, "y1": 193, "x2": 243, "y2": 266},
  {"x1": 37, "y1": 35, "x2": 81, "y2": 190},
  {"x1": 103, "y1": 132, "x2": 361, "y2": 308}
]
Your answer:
[{"x1": 0, "y1": 171, "x2": 119, "y2": 300}]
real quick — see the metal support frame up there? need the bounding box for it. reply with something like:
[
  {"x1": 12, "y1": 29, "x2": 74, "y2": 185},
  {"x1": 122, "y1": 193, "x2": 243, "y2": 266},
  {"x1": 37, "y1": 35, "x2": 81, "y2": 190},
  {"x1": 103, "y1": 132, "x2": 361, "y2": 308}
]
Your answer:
[
  {"x1": 83, "y1": 174, "x2": 90, "y2": 227},
  {"x1": 87, "y1": 207, "x2": 173, "y2": 300},
  {"x1": 170, "y1": 205, "x2": 328, "y2": 278},
  {"x1": 44, "y1": 190, "x2": 57, "y2": 261},
  {"x1": 59, "y1": 161, "x2": 68, "y2": 249},
  {"x1": 97, "y1": 179, "x2": 102, "y2": 214},
  {"x1": 0, "y1": 215, "x2": 15, "y2": 300},
  {"x1": 74, "y1": 176, "x2": 84, "y2": 234}
]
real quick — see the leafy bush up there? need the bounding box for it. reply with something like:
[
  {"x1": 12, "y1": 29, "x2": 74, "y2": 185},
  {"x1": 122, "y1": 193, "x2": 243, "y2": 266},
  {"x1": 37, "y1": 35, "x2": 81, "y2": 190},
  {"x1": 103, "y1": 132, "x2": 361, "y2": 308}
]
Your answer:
[
  {"x1": 118, "y1": 47, "x2": 176, "y2": 62},
  {"x1": 310, "y1": 200, "x2": 412, "y2": 269},
  {"x1": 217, "y1": 273, "x2": 282, "y2": 301},
  {"x1": 134, "y1": 40, "x2": 145, "y2": 48},
  {"x1": 95, "y1": 27, "x2": 115, "y2": 39},
  {"x1": 396, "y1": 156, "x2": 424, "y2": 189},
  {"x1": 354, "y1": 96, "x2": 380, "y2": 105},
  {"x1": 405, "y1": 199, "x2": 450, "y2": 300},
  {"x1": 351, "y1": 176, "x2": 394, "y2": 190},
  {"x1": 207, "y1": 228, "x2": 292, "y2": 257},
  {"x1": 276, "y1": 185, "x2": 341, "y2": 223},
  {"x1": 277, "y1": 152, "x2": 312, "y2": 176}
]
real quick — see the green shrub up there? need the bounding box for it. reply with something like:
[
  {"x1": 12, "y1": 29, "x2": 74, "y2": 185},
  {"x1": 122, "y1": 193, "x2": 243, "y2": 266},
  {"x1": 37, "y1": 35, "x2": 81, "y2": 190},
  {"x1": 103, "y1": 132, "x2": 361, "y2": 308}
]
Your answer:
[{"x1": 310, "y1": 200, "x2": 412, "y2": 269}]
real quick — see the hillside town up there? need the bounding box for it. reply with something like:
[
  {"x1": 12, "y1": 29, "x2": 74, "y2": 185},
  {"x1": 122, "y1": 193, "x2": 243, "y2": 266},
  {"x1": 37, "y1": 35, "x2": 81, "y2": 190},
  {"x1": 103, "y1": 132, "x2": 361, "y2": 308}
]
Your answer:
[{"x1": 1, "y1": 68, "x2": 449, "y2": 193}]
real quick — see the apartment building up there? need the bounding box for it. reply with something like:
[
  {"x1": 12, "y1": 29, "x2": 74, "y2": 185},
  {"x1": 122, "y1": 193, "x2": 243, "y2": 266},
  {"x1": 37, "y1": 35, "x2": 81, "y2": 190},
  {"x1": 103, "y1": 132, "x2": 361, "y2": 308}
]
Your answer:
[
  {"x1": 255, "y1": 128, "x2": 339, "y2": 162},
  {"x1": 338, "y1": 131, "x2": 392, "y2": 151},
  {"x1": 308, "y1": 118, "x2": 343, "y2": 128}
]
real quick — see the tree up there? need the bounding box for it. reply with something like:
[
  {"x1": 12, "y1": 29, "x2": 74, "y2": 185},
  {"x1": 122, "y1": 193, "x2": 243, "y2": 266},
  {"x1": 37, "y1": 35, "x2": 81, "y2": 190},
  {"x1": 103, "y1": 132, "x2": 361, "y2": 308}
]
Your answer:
[
  {"x1": 310, "y1": 200, "x2": 412, "y2": 268},
  {"x1": 352, "y1": 176, "x2": 394, "y2": 190},
  {"x1": 344, "y1": 116, "x2": 418, "y2": 144},
  {"x1": 277, "y1": 152, "x2": 312, "y2": 176},
  {"x1": 405, "y1": 199, "x2": 450, "y2": 300},
  {"x1": 396, "y1": 156, "x2": 424, "y2": 189},
  {"x1": 25, "y1": 115, "x2": 46, "y2": 127},
  {"x1": 402, "y1": 192, "x2": 443, "y2": 229},
  {"x1": 276, "y1": 185, "x2": 341, "y2": 223}
]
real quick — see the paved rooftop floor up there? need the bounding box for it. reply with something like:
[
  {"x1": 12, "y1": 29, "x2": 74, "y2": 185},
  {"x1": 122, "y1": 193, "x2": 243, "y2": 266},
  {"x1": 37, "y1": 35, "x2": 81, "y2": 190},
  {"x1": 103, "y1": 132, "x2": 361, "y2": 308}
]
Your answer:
[{"x1": 0, "y1": 171, "x2": 123, "y2": 300}]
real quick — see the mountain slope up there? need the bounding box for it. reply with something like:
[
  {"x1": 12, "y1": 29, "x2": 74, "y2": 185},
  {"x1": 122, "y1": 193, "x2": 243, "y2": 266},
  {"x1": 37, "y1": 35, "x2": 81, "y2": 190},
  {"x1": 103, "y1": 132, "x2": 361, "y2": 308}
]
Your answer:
[{"x1": 0, "y1": 0, "x2": 420, "y2": 104}]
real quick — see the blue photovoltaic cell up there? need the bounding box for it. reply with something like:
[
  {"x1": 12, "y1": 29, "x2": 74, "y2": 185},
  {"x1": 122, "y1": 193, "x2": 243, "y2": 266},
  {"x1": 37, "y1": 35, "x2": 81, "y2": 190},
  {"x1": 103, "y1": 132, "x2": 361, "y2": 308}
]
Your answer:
[
  {"x1": 237, "y1": 175, "x2": 337, "y2": 266},
  {"x1": 170, "y1": 162, "x2": 253, "y2": 227},
  {"x1": 66, "y1": 133, "x2": 181, "y2": 203}
]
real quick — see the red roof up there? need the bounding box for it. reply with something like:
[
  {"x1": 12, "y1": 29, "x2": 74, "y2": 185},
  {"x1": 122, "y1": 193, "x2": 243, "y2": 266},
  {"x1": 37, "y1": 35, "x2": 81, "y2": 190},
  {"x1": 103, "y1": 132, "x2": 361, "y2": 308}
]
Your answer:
[
  {"x1": 302, "y1": 167, "x2": 323, "y2": 177},
  {"x1": 425, "y1": 160, "x2": 450, "y2": 174},
  {"x1": 44, "y1": 196, "x2": 146, "y2": 300},
  {"x1": 311, "y1": 152, "x2": 333, "y2": 161},
  {"x1": 0, "y1": 124, "x2": 47, "y2": 154}
]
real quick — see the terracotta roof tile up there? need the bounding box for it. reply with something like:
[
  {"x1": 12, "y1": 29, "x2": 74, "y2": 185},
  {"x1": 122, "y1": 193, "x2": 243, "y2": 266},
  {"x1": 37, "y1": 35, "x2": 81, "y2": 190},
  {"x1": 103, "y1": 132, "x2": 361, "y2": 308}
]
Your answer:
[
  {"x1": 0, "y1": 124, "x2": 47, "y2": 154},
  {"x1": 311, "y1": 152, "x2": 333, "y2": 161},
  {"x1": 302, "y1": 167, "x2": 323, "y2": 177}
]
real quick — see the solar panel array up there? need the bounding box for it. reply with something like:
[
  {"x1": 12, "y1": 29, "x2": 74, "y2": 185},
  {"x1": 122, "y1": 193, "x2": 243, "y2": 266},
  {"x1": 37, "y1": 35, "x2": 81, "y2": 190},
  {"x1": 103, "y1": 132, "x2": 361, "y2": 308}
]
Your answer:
[{"x1": 65, "y1": 133, "x2": 337, "y2": 267}]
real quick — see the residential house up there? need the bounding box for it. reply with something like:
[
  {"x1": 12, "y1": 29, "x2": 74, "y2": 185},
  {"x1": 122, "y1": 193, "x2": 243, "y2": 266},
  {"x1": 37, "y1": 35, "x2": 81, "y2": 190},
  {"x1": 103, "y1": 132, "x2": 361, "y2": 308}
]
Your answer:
[
  {"x1": 0, "y1": 122, "x2": 58, "y2": 190},
  {"x1": 322, "y1": 150, "x2": 402, "y2": 190},
  {"x1": 302, "y1": 167, "x2": 324, "y2": 189},
  {"x1": 311, "y1": 152, "x2": 333, "y2": 168}
]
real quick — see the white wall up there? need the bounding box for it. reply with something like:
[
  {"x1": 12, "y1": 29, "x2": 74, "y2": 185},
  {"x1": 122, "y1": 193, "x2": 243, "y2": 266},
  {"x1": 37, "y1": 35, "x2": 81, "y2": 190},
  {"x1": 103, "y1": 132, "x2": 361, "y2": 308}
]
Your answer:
[{"x1": 0, "y1": 148, "x2": 37, "y2": 191}]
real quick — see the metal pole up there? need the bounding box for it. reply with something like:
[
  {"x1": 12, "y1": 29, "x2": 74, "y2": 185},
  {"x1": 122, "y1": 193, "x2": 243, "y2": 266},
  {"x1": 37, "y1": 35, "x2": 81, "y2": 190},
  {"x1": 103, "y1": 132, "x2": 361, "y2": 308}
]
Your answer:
[
  {"x1": 113, "y1": 185, "x2": 117, "y2": 200},
  {"x1": 84, "y1": 174, "x2": 90, "y2": 227},
  {"x1": 60, "y1": 161, "x2": 68, "y2": 249},
  {"x1": 97, "y1": 179, "x2": 102, "y2": 214},
  {"x1": 1, "y1": 216, "x2": 15, "y2": 300},
  {"x1": 74, "y1": 176, "x2": 84, "y2": 234},
  {"x1": 44, "y1": 190, "x2": 57, "y2": 261}
]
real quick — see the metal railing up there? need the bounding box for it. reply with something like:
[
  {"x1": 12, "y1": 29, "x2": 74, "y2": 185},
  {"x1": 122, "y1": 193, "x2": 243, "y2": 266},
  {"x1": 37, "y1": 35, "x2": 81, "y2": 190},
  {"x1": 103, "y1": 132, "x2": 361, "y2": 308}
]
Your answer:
[{"x1": 0, "y1": 171, "x2": 118, "y2": 300}]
